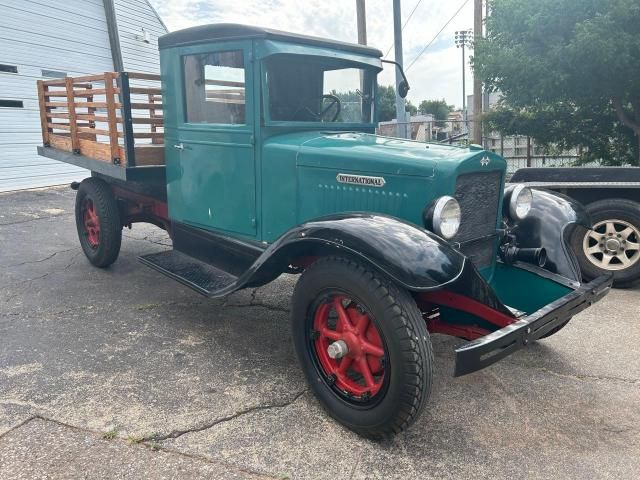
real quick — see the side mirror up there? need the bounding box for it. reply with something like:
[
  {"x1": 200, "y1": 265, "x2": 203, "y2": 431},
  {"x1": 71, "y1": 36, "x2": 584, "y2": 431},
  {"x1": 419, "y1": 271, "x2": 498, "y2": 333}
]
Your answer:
[
  {"x1": 398, "y1": 80, "x2": 410, "y2": 99},
  {"x1": 381, "y1": 59, "x2": 411, "y2": 98}
]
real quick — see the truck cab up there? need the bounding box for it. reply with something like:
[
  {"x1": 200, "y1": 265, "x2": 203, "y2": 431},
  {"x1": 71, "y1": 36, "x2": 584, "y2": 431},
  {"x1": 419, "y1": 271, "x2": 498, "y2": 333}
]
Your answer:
[{"x1": 36, "y1": 23, "x2": 612, "y2": 439}]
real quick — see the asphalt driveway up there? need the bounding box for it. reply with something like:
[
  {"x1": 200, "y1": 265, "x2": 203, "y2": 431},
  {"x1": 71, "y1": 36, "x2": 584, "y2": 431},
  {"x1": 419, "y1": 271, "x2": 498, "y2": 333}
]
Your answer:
[{"x1": 1, "y1": 186, "x2": 639, "y2": 479}]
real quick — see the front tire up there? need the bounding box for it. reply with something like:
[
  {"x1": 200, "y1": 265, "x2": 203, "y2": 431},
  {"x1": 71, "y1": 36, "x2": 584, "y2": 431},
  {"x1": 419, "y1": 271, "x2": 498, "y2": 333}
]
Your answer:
[
  {"x1": 75, "y1": 178, "x2": 122, "y2": 268},
  {"x1": 570, "y1": 198, "x2": 640, "y2": 288},
  {"x1": 291, "y1": 257, "x2": 433, "y2": 439}
]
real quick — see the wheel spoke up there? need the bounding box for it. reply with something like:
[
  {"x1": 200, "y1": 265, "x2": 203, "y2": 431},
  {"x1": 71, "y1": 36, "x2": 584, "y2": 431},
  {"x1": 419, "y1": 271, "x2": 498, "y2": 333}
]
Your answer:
[
  {"x1": 361, "y1": 340, "x2": 385, "y2": 358},
  {"x1": 601, "y1": 253, "x2": 614, "y2": 267},
  {"x1": 605, "y1": 222, "x2": 616, "y2": 234},
  {"x1": 337, "y1": 356, "x2": 353, "y2": 375},
  {"x1": 626, "y1": 241, "x2": 639, "y2": 251},
  {"x1": 619, "y1": 253, "x2": 631, "y2": 265},
  {"x1": 354, "y1": 311, "x2": 370, "y2": 335},
  {"x1": 358, "y1": 357, "x2": 375, "y2": 388},
  {"x1": 333, "y1": 297, "x2": 353, "y2": 331},
  {"x1": 619, "y1": 227, "x2": 635, "y2": 240},
  {"x1": 587, "y1": 230, "x2": 601, "y2": 241},
  {"x1": 586, "y1": 245, "x2": 601, "y2": 255},
  {"x1": 320, "y1": 327, "x2": 341, "y2": 341}
]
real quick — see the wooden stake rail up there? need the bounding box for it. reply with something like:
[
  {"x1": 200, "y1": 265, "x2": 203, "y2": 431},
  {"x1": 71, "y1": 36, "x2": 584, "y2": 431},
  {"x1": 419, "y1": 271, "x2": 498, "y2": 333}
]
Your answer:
[{"x1": 37, "y1": 71, "x2": 165, "y2": 167}]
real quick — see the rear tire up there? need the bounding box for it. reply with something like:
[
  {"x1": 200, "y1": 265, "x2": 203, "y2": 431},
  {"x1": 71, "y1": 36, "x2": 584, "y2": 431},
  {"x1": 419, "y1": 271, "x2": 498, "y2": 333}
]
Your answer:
[
  {"x1": 570, "y1": 198, "x2": 640, "y2": 288},
  {"x1": 291, "y1": 257, "x2": 433, "y2": 439},
  {"x1": 75, "y1": 178, "x2": 122, "y2": 268}
]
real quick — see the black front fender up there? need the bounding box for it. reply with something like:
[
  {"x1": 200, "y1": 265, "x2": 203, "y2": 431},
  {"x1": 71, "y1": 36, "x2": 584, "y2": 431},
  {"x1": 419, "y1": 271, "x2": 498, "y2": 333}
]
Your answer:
[
  {"x1": 242, "y1": 213, "x2": 467, "y2": 291},
  {"x1": 505, "y1": 186, "x2": 591, "y2": 282}
]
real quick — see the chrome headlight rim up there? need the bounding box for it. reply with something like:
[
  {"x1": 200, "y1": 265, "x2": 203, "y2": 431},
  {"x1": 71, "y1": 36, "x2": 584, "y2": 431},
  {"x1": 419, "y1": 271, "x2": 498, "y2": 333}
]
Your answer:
[
  {"x1": 509, "y1": 185, "x2": 533, "y2": 220},
  {"x1": 431, "y1": 196, "x2": 461, "y2": 240}
]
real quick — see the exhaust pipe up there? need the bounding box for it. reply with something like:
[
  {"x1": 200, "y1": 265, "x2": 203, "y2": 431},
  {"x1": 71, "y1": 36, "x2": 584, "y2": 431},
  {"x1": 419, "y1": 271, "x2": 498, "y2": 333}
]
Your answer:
[{"x1": 501, "y1": 246, "x2": 547, "y2": 267}]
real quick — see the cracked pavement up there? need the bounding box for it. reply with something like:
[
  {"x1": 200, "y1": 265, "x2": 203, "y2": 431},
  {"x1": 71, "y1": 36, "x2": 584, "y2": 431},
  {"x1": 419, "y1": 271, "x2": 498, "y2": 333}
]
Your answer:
[{"x1": 1, "y1": 186, "x2": 639, "y2": 479}]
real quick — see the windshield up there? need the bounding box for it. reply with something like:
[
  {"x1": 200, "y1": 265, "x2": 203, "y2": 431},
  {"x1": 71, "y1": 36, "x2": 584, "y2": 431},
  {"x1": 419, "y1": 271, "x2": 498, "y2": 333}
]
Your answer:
[{"x1": 265, "y1": 55, "x2": 376, "y2": 124}]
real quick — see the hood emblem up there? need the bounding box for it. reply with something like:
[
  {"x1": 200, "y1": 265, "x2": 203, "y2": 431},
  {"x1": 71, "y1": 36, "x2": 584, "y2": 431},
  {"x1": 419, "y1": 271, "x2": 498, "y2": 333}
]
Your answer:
[
  {"x1": 480, "y1": 156, "x2": 491, "y2": 167},
  {"x1": 336, "y1": 173, "x2": 386, "y2": 188}
]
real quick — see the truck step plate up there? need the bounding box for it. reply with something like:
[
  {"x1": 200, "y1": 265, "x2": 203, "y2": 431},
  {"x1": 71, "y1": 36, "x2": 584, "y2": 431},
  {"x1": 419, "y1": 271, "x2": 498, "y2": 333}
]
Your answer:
[{"x1": 139, "y1": 250, "x2": 238, "y2": 297}]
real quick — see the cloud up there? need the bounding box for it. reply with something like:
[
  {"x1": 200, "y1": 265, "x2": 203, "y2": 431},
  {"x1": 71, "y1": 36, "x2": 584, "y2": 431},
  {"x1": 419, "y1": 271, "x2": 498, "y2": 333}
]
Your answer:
[{"x1": 149, "y1": 0, "x2": 475, "y2": 108}]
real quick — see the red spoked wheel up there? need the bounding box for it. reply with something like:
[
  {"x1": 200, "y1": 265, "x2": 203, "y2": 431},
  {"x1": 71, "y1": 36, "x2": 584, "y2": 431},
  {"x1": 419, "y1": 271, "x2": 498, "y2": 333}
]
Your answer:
[
  {"x1": 311, "y1": 294, "x2": 388, "y2": 402},
  {"x1": 82, "y1": 198, "x2": 101, "y2": 248},
  {"x1": 292, "y1": 257, "x2": 433, "y2": 438},
  {"x1": 75, "y1": 178, "x2": 122, "y2": 268}
]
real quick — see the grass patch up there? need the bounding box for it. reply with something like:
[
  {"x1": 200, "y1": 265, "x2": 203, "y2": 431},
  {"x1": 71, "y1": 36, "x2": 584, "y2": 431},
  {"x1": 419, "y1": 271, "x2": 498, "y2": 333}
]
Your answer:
[
  {"x1": 127, "y1": 434, "x2": 145, "y2": 444},
  {"x1": 148, "y1": 440, "x2": 162, "y2": 451},
  {"x1": 102, "y1": 427, "x2": 119, "y2": 440}
]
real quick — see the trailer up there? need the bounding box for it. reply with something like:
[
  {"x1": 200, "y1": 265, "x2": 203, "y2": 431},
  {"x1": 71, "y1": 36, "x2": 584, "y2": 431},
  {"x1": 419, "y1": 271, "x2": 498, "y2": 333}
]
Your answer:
[{"x1": 36, "y1": 24, "x2": 612, "y2": 439}]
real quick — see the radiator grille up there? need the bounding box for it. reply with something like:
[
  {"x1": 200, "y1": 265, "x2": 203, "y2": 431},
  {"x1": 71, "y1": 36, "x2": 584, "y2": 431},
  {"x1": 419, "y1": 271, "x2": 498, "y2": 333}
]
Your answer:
[{"x1": 454, "y1": 171, "x2": 502, "y2": 267}]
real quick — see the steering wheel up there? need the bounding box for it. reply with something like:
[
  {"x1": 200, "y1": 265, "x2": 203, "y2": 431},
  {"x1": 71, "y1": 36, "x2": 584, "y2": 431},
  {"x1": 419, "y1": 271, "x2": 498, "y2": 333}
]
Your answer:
[
  {"x1": 318, "y1": 94, "x2": 341, "y2": 122},
  {"x1": 292, "y1": 94, "x2": 342, "y2": 122}
]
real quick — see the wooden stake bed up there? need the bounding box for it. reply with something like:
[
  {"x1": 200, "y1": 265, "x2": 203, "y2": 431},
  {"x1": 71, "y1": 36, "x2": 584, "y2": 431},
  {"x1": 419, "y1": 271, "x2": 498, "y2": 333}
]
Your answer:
[{"x1": 37, "y1": 72, "x2": 165, "y2": 177}]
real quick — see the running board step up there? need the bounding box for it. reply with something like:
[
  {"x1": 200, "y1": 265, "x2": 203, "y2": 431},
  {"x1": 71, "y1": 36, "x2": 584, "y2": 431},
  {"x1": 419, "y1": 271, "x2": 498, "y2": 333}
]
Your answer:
[{"x1": 139, "y1": 250, "x2": 238, "y2": 297}]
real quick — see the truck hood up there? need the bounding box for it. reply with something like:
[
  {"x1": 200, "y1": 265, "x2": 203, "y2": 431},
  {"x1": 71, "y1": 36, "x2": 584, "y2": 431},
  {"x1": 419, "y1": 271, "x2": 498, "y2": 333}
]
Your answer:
[{"x1": 269, "y1": 131, "x2": 481, "y2": 177}]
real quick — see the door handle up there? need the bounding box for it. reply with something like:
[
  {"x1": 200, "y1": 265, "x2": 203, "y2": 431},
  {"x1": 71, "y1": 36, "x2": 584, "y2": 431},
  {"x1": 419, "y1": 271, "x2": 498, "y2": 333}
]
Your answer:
[{"x1": 173, "y1": 143, "x2": 185, "y2": 150}]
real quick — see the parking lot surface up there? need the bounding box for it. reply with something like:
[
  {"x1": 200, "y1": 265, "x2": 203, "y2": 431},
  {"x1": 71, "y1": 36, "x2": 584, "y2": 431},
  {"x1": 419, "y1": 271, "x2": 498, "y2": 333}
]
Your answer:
[{"x1": 1, "y1": 186, "x2": 639, "y2": 479}]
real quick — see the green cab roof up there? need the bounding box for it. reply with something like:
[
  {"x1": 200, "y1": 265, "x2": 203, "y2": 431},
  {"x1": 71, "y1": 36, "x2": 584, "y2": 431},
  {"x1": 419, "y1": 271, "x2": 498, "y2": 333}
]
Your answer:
[{"x1": 158, "y1": 23, "x2": 383, "y2": 58}]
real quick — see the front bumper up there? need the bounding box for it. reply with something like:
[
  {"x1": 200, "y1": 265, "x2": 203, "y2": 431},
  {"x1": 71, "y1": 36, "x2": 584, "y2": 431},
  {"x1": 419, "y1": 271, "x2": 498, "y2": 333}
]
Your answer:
[{"x1": 454, "y1": 273, "x2": 613, "y2": 376}]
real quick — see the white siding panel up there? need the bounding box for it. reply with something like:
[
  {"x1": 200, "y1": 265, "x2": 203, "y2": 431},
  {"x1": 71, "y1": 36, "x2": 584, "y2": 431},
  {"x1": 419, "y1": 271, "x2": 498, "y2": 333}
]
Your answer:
[
  {"x1": 0, "y1": 0, "x2": 114, "y2": 191},
  {"x1": 0, "y1": 0, "x2": 168, "y2": 191},
  {"x1": 114, "y1": 0, "x2": 167, "y2": 74}
]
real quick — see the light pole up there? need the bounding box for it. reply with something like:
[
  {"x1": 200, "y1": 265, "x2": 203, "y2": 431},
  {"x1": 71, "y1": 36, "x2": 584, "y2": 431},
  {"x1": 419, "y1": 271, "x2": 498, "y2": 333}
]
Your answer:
[
  {"x1": 393, "y1": 0, "x2": 406, "y2": 138},
  {"x1": 454, "y1": 29, "x2": 472, "y2": 112}
]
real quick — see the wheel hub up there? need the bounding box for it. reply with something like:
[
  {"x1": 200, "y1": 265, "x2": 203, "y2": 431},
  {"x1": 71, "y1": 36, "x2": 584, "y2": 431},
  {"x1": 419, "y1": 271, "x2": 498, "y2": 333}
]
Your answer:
[
  {"x1": 312, "y1": 295, "x2": 386, "y2": 400},
  {"x1": 604, "y1": 237, "x2": 621, "y2": 252},
  {"x1": 327, "y1": 340, "x2": 349, "y2": 359}
]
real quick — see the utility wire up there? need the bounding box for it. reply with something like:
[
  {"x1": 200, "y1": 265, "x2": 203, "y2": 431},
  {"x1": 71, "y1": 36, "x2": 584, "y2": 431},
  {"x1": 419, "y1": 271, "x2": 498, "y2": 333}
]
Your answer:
[
  {"x1": 383, "y1": 0, "x2": 424, "y2": 58},
  {"x1": 405, "y1": 0, "x2": 470, "y2": 72}
]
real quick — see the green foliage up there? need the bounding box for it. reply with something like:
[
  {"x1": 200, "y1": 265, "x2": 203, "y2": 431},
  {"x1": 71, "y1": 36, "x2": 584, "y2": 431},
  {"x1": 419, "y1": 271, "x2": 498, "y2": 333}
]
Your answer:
[
  {"x1": 474, "y1": 0, "x2": 640, "y2": 165},
  {"x1": 376, "y1": 86, "x2": 441, "y2": 121},
  {"x1": 102, "y1": 427, "x2": 119, "y2": 440},
  {"x1": 418, "y1": 99, "x2": 453, "y2": 121},
  {"x1": 406, "y1": 100, "x2": 418, "y2": 116},
  {"x1": 377, "y1": 85, "x2": 399, "y2": 122}
]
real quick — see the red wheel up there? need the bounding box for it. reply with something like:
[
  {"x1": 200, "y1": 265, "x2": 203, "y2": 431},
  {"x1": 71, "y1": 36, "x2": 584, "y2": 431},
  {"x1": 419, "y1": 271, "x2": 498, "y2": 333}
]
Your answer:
[
  {"x1": 292, "y1": 257, "x2": 433, "y2": 439},
  {"x1": 82, "y1": 198, "x2": 101, "y2": 248},
  {"x1": 75, "y1": 178, "x2": 122, "y2": 268},
  {"x1": 312, "y1": 294, "x2": 387, "y2": 401}
]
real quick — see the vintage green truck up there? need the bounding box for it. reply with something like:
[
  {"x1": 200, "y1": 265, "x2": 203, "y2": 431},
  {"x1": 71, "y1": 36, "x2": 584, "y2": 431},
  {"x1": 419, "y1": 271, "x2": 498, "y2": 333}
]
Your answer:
[{"x1": 36, "y1": 24, "x2": 612, "y2": 439}]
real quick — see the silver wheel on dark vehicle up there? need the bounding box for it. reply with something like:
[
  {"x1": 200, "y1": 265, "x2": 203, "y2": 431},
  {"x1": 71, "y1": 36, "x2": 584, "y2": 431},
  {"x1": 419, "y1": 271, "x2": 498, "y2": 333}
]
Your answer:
[{"x1": 582, "y1": 219, "x2": 640, "y2": 271}]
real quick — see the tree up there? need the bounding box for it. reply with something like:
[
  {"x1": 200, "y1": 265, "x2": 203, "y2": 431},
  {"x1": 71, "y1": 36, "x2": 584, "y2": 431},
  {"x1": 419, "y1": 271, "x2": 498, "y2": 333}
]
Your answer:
[
  {"x1": 406, "y1": 100, "x2": 418, "y2": 117},
  {"x1": 418, "y1": 99, "x2": 453, "y2": 121},
  {"x1": 377, "y1": 85, "x2": 396, "y2": 122},
  {"x1": 474, "y1": 0, "x2": 640, "y2": 165},
  {"x1": 377, "y1": 85, "x2": 416, "y2": 121}
]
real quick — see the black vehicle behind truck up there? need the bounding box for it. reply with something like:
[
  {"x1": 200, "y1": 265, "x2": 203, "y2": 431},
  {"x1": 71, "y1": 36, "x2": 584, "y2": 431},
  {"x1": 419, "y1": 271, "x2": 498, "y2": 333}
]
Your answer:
[{"x1": 511, "y1": 167, "x2": 640, "y2": 288}]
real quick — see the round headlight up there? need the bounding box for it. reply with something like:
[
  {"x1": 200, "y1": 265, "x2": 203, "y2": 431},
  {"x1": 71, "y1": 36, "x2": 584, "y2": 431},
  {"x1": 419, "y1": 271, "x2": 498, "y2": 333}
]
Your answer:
[
  {"x1": 432, "y1": 196, "x2": 461, "y2": 239},
  {"x1": 509, "y1": 185, "x2": 533, "y2": 220}
]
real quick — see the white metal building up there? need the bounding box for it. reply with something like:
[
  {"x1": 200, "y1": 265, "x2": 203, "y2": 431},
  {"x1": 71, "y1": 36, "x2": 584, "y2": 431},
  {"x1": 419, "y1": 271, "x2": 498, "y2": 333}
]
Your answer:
[{"x1": 0, "y1": 0, "x2": 167, "y2": 192}]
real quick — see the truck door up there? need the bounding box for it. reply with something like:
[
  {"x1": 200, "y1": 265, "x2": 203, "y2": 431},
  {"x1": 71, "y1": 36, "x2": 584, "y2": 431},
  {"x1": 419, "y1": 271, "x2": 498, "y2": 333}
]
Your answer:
[{"x1": 166, "y1": 41, "x2": 256, "y2": 237}]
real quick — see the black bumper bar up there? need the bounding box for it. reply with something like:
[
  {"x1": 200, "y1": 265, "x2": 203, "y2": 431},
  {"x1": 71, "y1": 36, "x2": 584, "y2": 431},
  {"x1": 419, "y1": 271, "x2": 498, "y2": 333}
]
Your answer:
[{"x1": 454, "y1": 274, "x2": 613, "y2": 377}]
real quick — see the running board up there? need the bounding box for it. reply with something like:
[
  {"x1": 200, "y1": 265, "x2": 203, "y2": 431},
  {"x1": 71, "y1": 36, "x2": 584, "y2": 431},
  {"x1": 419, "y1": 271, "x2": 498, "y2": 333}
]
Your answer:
[{"x1": 139, "y1": 250, "x2": 238, "y2": 297}]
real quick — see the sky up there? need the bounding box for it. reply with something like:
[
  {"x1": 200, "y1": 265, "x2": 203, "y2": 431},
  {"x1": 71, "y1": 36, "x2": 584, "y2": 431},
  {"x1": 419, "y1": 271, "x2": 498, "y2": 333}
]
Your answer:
[{"x1": 148, "y1": 0, "x2": 476, "y2": 110}]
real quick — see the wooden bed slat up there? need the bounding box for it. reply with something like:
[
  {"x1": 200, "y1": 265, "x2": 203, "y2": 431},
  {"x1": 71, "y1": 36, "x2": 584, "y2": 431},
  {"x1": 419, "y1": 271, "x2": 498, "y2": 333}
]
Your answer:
[{"x1": 38, "y1": 71, "x2": 164, "y2": 169}]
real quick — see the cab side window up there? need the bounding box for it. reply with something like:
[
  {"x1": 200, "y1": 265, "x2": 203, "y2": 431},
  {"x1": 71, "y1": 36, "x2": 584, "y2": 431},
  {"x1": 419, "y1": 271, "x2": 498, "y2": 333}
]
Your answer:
[{"x1": 183, "y1": 50, "x2": 246, "y2": 124}]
